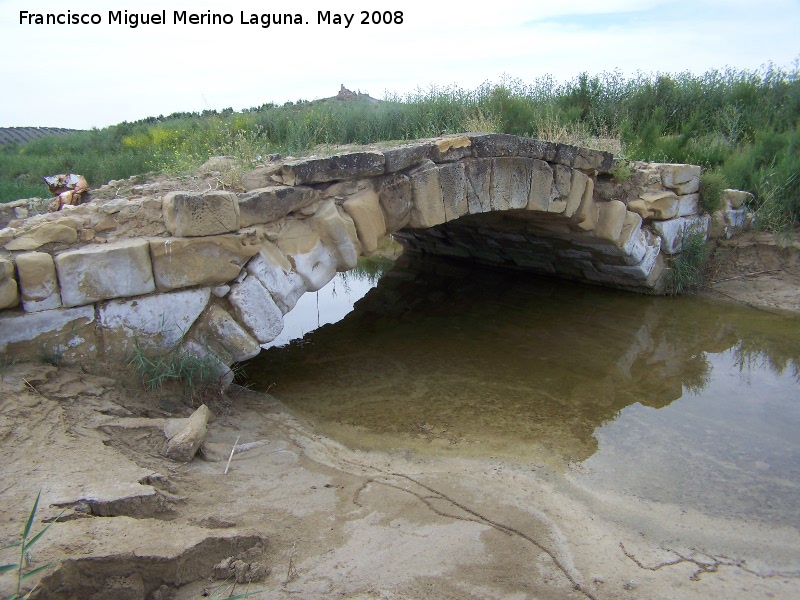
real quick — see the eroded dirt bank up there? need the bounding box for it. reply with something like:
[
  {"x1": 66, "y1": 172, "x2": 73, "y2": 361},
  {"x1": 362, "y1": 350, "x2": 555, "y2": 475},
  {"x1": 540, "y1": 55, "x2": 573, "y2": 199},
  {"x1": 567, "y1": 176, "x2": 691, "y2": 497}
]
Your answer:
[{"x1": 1, "y1": 362, "x2": 798, "y2": 600}]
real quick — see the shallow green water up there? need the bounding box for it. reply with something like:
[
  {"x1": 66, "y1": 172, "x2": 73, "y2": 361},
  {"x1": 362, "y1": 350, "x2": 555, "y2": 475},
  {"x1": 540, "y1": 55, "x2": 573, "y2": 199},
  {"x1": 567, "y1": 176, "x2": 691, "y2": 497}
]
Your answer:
[{"x1": 244, "y1": 255, "x2": 800, "y2": 526}]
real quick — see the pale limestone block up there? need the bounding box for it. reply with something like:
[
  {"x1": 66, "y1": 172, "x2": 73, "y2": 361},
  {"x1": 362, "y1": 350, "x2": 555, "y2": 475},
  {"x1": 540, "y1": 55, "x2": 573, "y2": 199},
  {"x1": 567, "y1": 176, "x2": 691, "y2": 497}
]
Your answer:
[
  {"x1": 676, "y1": 193, "x2": 700, "y2": 217},
  {"x1": 15, "y1": 252, "x2": 61, "y2": 312},
  {"x1": 5, "y1": 219, "x2": 78, "y2": 251},
  {"x1": 437, "y1": 162, "x2": 470, "y2": 220},
  {"x1": 306, "y1": 200, "x2": 361, "y2": 270},
  {"x1": 0, "y1": 258, "x2": 18, "y2": 309},
  {"x1": 163, "y1": 191, "x2": 240, "y2": 237},
  {"x1": 594, "y1": 201, "x2": 628, "y2": 244},
  {"x1": 465, "y1": 159, "x2": 492, "y2": 214},
  {"x1": 274, "y1": 221, "x2": 336, "y2": 292},
  {"x1": 407, "y1": 160, "x2": 446, "y2": 228},
  {"x1": 0, "y1": 305, "x2": 96, "y2": 362},
  {"x1": 376, "y1": 174, "x2": 412, "y2": 232},
  {"x1": 56, "y1": 239, "x2": 155, "y2": 307},
  {"x1": 188, "y1": 304, "x2": 260, "y2": 363},
  {"x1": 527, "y1": 160, "x2": 555, "y2": 212},
  {"x1": 149, "y1": 233, "x2": 261, "y2": 292},
  {"x1": 627, "y1": 191, "x2": 680, "y2": 221},
  {"x1": 660, "y1": 164, "x2": 701, "y2": 193},
  {"x1": 599, "y1": 233, "x2": 662, "y2": 280},
  {"x1": 164, "y1": 404, "x2": 211, "y2": 462},
  {"x1": 342, "y1": 187, "x2": 387, "y2": 255},
  {"x1": 98, "y1": 288, "x2": 210, "y2": 357},
  {"x1": 723, "y1": 189, "x2": 753, "y2": 209},
  {"x1": 245, "y1": 243, "x2": 306, "y2": 315},
  {"x1": 490, "y1": 158, "x2": 533, "y2": 211},
  {"x1": 652, "y1": 216, "x2": 709, "y2": 254},
  {"x1": 563, "y1": 169, "x2": 590, "y2": 218},
  {"x1": 569, "y1": 178, "x2": 597, "y2": 232},
  {"x1": 227, "y1": 275, "x2": 284, "y2": 344},
  {"x1": 237, "y1": 186, "x2": 317, "y2": 227},
  {"x1": 724, "y1": 208, "x2": 748, "y2": 234}
]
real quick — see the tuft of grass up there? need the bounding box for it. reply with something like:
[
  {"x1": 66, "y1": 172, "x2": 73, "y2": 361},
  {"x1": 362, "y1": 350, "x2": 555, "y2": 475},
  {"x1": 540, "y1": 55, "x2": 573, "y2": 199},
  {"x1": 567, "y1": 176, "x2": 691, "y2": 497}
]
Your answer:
[
  {"x1": 127, "y1": 338, "x2": 230, "y2": 402},
  {"x1": 1, "y1": 491, "x2": 63, "y2": 600},
  {"x1": 611, "y1": 159, "x2": 635, "y2": 182},
  {"x1": 667, "y1": 229, "x2": 710, "y2": 295},
  {"x1": 698, "y1": 170, "x2": 728, "y2": 214}
]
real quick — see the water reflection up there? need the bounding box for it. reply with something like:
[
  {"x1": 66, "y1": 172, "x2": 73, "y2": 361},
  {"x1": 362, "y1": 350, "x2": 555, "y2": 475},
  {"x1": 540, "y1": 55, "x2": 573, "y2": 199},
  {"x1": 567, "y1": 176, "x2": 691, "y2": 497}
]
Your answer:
[{"x1": 245, "y1": 254, "x2": 800, "y2": 473}]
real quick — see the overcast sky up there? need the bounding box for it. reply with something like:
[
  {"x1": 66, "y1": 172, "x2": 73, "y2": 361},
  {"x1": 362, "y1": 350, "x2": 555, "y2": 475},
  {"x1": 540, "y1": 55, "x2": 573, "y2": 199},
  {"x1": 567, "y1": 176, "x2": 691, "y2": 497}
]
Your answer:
[{"x1": 2, "y1": 0, "x2": 798, "y2": 129}]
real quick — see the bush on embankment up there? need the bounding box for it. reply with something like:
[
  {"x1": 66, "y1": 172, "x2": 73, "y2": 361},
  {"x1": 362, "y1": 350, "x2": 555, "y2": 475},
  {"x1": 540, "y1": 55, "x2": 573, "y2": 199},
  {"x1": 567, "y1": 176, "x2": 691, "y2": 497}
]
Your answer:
[{"x1": 2, "y1": 61, "x2": 798, "y2": 228}]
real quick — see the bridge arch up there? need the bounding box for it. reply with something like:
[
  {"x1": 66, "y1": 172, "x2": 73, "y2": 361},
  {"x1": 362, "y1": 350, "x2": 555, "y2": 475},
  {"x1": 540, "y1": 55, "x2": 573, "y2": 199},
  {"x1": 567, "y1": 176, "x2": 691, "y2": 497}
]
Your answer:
[{"x1": 0, "y1": 133, "x2": 748, "y2": 381}]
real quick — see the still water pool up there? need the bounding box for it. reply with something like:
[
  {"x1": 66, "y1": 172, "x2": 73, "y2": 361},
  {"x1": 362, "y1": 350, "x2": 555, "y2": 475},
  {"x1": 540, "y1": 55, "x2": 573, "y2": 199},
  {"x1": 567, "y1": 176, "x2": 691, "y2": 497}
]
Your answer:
[{"x1": 243, "y1": 255, "x2": 800, "y2": 527}]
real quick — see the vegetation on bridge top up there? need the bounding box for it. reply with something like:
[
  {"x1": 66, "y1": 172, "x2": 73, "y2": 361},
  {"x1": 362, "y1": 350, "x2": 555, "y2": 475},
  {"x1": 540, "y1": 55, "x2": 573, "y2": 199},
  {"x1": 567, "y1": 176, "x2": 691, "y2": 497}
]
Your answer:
[{"x1": 1, "y1": 62, "x2": 798, "y2": 229}]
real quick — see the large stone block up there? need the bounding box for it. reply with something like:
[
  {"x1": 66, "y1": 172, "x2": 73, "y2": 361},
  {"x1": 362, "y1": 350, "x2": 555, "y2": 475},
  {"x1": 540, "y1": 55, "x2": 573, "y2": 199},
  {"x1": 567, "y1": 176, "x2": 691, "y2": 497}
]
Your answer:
[
  {"x1": 5, "y1": 218, "x2": 78, "y2": 251},
  {"x1": 431, "y1": 136, "x2": 473, "y2": 162},
  {"x1": 0, "y1": 305, "x2": 96, "y2": 363},
  {"x1": 376, "y1": 174, "x2": 413, "y2": 232},
  {"x1": 306, "y1": 200, "x2": 361, "y2": 270},
  {"x1": 149, "y1": 233, "x2": 261, "y2": 292},
  {"x1": 676, "y1": 193, "x2": 700, "y2": 217},
  {"x1": 465, "y1": 159, "x2": 492, "y2": 214},
  {"x1": 382, "y1": 143, "x2": 435, "y2": 173},
  {"x1": 660, "y1": 164, "x2": 701, "y2": 195},
  {"x1": 527, "y1": 160, "x2": 556, "y2": 212},
  {"x1": 407, "y1": 160, "x2": 446, "y2": 228},
  {"x1": 274, "y1": 221, "x2": 336, "y2": 292},
  {"x1": 723, "y1": 189, "x2": 753, "y2": 209},
  {"x1": 0, "y1": 258, "x2": 18, "y2": 309},
  {"x1": 594, "y1": 201, "x2": 629, "y2": 244},
  {"x1": 627, "y1": 191, "x2": 680, "y2": 221},
  {"x1": 491, "y1": 158, "x2": 533, "y2": 211},
  {"x1": 245, "y1": 243, "x2": 306, "y2": 314},
  {"x1": 98, "y1": 288, "x2": 211, "y2": 358},
  {"x1": 163, "y1": 191, "x2": 240, "y2": 237},
  {"x1": 343, "y1": 187, "x2": 387, "y2": 256},
  {"x1": 569, "y1": 177, "x2": 597, "y2": 232},
  {"x1": 56, "y1": 239, "x2": 155, "y2": 307},
  {"x1": 599, "y1": 235, "x2": 663, "y2": 280},
  {"x1": 15, "y1": 252, "x2": 61, "y2": 312},
  {"x1": 652, "y1": 216, "x2": 709, "y2": 254},
  {"x1": 554, "y1": 143, "x2": 613, "y2": 172},
  {"x1": 281, "y1": 152, "x2": 385, "y2": 185},
  {"x1": 469, "y1": 133, "x2": 521, "y2": 157},
  {"x1": 238, "y1": 186, "x2": 318, "y2": 227},
  {"x1": 227, "y1": 275, "x2": 284, "y2": 344},
  {"x1": 187, "y1": 304, "x2": 261, "y2": 363},
  {"x1": 438, "y1": 162, "x2": 469, "y2": 220}
]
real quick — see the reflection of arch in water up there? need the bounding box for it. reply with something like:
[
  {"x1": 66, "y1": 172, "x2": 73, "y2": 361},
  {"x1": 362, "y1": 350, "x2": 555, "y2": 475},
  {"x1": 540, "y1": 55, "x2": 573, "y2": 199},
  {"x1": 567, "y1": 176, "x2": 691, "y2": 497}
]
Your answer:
[{"x1": 246, "y1": 255, "x2": 795, "y2": 463}]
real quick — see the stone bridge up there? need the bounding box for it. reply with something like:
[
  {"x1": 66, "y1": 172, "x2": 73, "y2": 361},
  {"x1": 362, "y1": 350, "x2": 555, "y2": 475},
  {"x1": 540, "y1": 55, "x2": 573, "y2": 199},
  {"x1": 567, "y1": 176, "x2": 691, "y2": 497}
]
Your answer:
[{"x1": 0, "y1": 133, "x2": 751, "y2": 382}]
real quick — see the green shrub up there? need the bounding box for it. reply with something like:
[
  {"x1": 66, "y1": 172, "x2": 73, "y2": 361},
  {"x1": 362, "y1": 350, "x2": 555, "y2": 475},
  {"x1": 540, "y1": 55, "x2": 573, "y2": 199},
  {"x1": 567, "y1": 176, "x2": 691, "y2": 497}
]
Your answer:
[
  {"x1": 699, "y1": 170, "x2": 728, "y2": 214},
  {"x1": 667, "y1": 229, "x2": 710, "y2": 295}
]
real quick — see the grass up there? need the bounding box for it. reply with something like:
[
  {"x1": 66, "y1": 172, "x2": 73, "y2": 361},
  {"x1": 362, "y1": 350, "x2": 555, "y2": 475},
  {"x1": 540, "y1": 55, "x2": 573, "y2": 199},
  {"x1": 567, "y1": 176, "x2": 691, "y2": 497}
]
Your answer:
[
  {"x1": 1, "y1": 61, "x2": 798, "y2": 230},
  {"x1": 667, "y1": 229, "x2": 710, "y2": 295},
  {"x1": 1, "y1": 491, "x2": 63, "y2": 600},
  {"x1": 698, "y1": 170, "x2": 728, "y2": 214}
]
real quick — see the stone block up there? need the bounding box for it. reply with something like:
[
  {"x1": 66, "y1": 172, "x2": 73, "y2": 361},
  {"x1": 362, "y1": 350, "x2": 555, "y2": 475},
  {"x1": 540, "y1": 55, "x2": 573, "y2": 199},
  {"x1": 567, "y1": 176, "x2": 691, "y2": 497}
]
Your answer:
[
  {"x1": 306, "y1": 200, "x2": 361, "y2": 270},
  {"x1": 343, "y1": 187, "x2": 387, "y2": 255},
  {"x1": 526, "y1": 160, "x2": 556, "y2": 212},
  {"x1": 517, "y1": 137, "x2": 558, "y2": 162},
  {"x1": 98, "y1": 288, "x2": 211, "y2": 358},
  {"x1": 652, "y1": 216, "x2": 709, "y2": 254},
  {"x1": 187, "y1": 304, "x2": 261, "y2": 363},
  {"x1": 149, "y1": 233, "x2": 261, "y2": 292},
  {"x1": 723, "y1": 189, "x2": 753, "y2": 209},
  {"x1": 407, "y1": 160, "x2": 446, "y2": 228},
  {"x1": 465, "y1": 159, "x2": 492, "y2": 214},
  {"x1": 491, "y1": 158, "x2": 533, "y2": 211},
  {"x1": 274, "y1": 221, "x2": 336, "y2": 292},
  {"x1": 181, "y1": 339, "x2": 235, "y2": 388},
  {"x1": 376, "y1": 174, "x2": 413, "y2": 232},
  {"x1": 438, "y1": 162, "x2": 469, "y2": 220},
  {"x1": 431, "y1": 136, "x2": 473, "y2": 162},
  {"x1": 245, "y1": 243, "x2": 306, "y2": 314},
  {"x1": 468, "y1": 133, "x2": 521, "y2": 157},
  {"x1": 0, "y1": 258, "x2": 18, "y2": 309},
  {"x1": 227, "y1": 275, "x2": 284, "y2": 344},
  {"x1": 627, "y1": 191, "x2": 680, "y2": 221},
  {"x1": 382, "y1": 143, "x2": 435, "y2": 173},
  {"x1": 660, "y1": 164, "x2": 701, "y2": 195},
  {"x1": 281, "y1": 152, "x2": 385, "y2": 186},
  {"x1": 164, "y1": 404, "x2": 211, "y2": 462},
  {"x1": 15, "y1": 252, "x2": 61, "y2": 312},
  {"x1": 676, "y1": 193, "x2": 700, "y2": 217},
  {"x1": 594, "y1": 201, "x2": 628, "y2": 244},
  {"x1": 237, "y1": 186, "x2": 318, "y2": 227},
  {"x1": 569, "y1": 178, "x2": 597, "y2": 232},
  {"x1": 239, "y1": 164, "x2": 283, "y2": 191},
  {"x1": 56, "y1": 239, "x2": 155, "y2": 307},
  {"x1": 724, "y1": 208, "x2": 748, "y2": 233},
  {"x1": 163, "y1": 191, "x2": 240, "y2": 237},
  {"x1": 5, "y1": 219, "x2": 78, "y2": 251},
  {"x1": 600, "y1": 232, "x2": 662, "y2": 280},
  {"x1": 554, "y1": 143, "x2": 613, "y2": 172},
  {"x1": 0, "y1": 305, "x2": 96, "y2": 363}
]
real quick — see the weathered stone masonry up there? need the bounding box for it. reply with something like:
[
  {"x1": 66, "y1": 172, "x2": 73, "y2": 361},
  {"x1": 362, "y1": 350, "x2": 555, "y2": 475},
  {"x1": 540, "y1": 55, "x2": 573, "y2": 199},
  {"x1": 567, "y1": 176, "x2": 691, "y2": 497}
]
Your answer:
[{"x1": 0, "y1": 133, "x2": 752, "y2": 381}]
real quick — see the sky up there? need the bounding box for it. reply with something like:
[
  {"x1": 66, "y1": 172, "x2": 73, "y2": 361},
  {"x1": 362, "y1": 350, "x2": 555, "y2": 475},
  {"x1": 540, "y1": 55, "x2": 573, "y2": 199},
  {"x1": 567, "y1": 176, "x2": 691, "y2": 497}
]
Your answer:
[{"x1": 2, "y1": 0, "x2": 798, "y2": 129}]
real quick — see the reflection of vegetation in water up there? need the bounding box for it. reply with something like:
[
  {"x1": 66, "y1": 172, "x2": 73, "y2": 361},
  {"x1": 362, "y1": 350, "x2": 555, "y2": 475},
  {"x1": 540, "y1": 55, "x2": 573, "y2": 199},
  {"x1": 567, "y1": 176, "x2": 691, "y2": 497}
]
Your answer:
[
  {"x1": 732, "y1": 345, "x2": 800, "y2": 382},
  {"x1": 344, "y1": 256, "x2": 396, "y2": 285}
]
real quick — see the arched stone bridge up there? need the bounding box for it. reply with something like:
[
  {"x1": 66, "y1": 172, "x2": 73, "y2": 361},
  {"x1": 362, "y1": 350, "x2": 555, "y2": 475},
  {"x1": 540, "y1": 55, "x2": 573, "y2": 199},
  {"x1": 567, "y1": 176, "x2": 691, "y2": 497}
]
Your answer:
[{"x1": 0, "y1": 133, "x2": 751, "y2": 381}]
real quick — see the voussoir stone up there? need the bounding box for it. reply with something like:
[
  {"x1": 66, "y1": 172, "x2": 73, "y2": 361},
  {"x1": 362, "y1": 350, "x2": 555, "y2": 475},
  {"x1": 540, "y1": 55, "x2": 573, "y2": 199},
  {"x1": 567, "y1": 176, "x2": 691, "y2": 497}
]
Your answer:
[
  {"x1": 491, "y1": 157, "x2": 534, "y2": 211},
  {"x1": 149, "y1": 233, "x2": 261, "y2": 292},
  {"x1": 306, "y1": 200, "x2": 361, "y2": 270},
  {"x1": 342, "y1": 187, "x2": 387, "y2": 256},
  {"x1": 407, "y1": 160, "x2": 446, "y2": 228},
  {"x1": 274, "y1": 220, "x2": 336, "y2": 292},
  {"x1": 163, "y1": 191, "x2": 240, "y2": 237},
  {"x1": 376, "y1": 174, "x2": 413, "y2": 232},
  {"x1": 15, "y1": 252, "x2": 61, "y2": 312},
  {"x1": 56, "y1": 239, "x2": 155, "y2": 307},
  {"x1": 281, "y1": 152, "x2": 385, "y2": 186},
  {"x1": 228, "y1": 274, "x2": 284, "y2": 344},
  {"x1": 238, "y1": 186, "x2": 318, "y2": 227},
  {"x1": 189, "y1": 304, "x2": 261, "y2": 363},
  {"x1": 245, "y1": 242, "x2": 306, "y2": 314}
]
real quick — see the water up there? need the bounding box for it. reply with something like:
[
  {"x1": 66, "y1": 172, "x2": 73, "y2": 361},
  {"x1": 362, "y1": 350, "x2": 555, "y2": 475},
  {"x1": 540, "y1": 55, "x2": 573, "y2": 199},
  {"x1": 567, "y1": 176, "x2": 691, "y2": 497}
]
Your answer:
[{"x1": 244, "y1": 254, "x2": 800, "y2": 526}]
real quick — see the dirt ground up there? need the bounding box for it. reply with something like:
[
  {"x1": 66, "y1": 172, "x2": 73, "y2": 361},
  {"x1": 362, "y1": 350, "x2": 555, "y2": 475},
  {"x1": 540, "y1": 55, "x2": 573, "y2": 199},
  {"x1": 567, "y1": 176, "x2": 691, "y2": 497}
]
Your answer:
[{"x1": 1, "y1": 231, "x2": 798, "y2": 600}]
